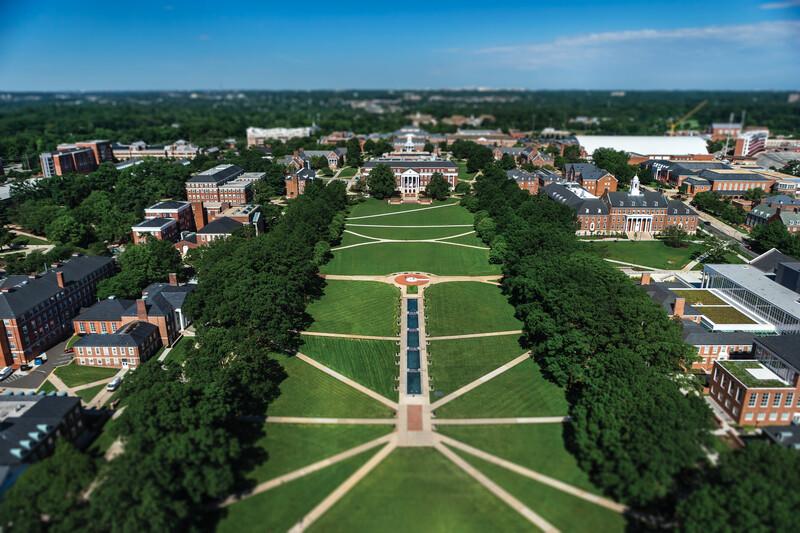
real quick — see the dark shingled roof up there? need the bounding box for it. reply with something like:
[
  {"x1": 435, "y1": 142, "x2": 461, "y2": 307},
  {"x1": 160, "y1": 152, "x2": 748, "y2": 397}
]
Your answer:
[
  {"x1": 0, "y1": 394, "x2": 81, "y2": 466},
  {"x1": 680, "y1": 320, "x2": 753, "y2": 346},
  {"x1": 699, "y1": 169, "x2": 772, "y2": 182},
  {"x1": 74, "y1": 299, "x2": 135, "y2": 322},
  {"x1": 667, "y1": 200, "x2": 697, "y2": 216},
  {"x1": 362, "y1": 160, "x2": 457, "y2": 169},
  {"x1": 755, "y1": 335, "x2": 800, "y2": 371},
  {"x1": 132, "y1": 217, "x2": 175, "y2": 229},
  {"x1": 0, "y1": 256, "x2": 114, "y2": 319},
  {"x1": 749, "y1": 248, "x2": 799, "y2": 274},
  {"x1": 565, "y1": 163, "x2": 612, "y2": 181},
  {"x1": 186, "y1": 164, "x2": 243, "y2": 184},
  {"x1": 763, "y1": 425, "x2": 800, "y2": 449},
  {"x1": 641, "y1": 282, "x2": 701, "y2": 316},
  {"x1": 196, "y1": 217, "x2": 243, "y2": 235},
  {"x1": 506, "y1": 169, "x2": 536, "y2": 182},
  {"x1": 606, "y1": 190, "x2": 668, "y2": 208},
  {"x1": 544, "y1": 183, "x2": 608, "y2": 215},
  {"x1": 147, "y1": 200, "x2": 190, "y2": 211},
  {"x1": 74, "y1": 321, "x2": 158, "y2": 348}
]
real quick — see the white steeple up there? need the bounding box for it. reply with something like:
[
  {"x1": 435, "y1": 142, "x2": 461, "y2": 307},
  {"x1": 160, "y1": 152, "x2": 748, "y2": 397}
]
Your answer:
[{"x1": 630, "y1": 174, "x2": 641, "y2": 196}]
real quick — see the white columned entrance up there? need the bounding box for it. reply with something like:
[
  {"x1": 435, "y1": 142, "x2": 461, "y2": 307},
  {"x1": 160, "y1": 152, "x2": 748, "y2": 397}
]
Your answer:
[
  {"x1": 400, "y1": 169, "x2": 420, "y2": 197},
  {"x1": 625, "y1": 215, "x2": 654, "y2": 233}
]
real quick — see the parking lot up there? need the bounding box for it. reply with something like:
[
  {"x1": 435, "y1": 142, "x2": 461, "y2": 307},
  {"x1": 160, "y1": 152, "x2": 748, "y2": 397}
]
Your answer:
[{"x1": 0, "y1": 339, "x2": 72, "y2": 391}]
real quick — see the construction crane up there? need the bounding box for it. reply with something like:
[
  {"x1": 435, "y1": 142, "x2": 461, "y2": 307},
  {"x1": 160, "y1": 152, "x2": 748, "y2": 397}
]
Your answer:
[{"x1": 668, "y1": 100, "x2": 708, "y2": 135}]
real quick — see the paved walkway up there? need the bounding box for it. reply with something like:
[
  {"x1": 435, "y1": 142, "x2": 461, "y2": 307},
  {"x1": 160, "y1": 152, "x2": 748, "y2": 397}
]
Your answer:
[
  {"x1": 347, "y1": 202, "x2": 460, "y2": 220},
  {"x1": 300, "y1": 331, "x2": 399, "y2": 341},
  {"x1": 347, "y1": 224, "x2": 473, "y2": 228},
  {"x1": 427, "y1": 330, "x2": 522, "y2": 341},
  {"x1": 431, "y1": 353, "x2": 530, "y2": 410},
  {"x1": 435, "y1": 442, "x2": 559, "y2": 532},
  {"x1": 295, "y1": 353, "x2": 398, "y2": 410},
  {"x1": 333, "y1": 229, "x2": 488, "y2": 252},
  {"x1": 439, "y1": 435, "x2": 627, "y2": 513},
  {"x1": 434, "y1": 417, "x2": 568, "y2": 425},
  {"x1": 288, "y1": 439, "x2": 398, "y2": 532}
]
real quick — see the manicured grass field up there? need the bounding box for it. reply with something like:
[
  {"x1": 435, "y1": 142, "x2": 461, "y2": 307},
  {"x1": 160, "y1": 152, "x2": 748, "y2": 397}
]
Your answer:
[
  {"x1": 310, "y1": 448, "x2": 531, "y2": 532},
  {"x1": 36, "y1": 380, "x2": 58, "y2": 394},
  {"x1": 699, "y1": 305, "x2": 757, "y2": 325},
  {"x1": 436, "y1": 232, "x2": 487, "y2": 247},
  {"x1": 671, "y1": 289, "x2": 726, "y2": 306},
  {"x1": 54, "y1": 363, "x2": 118, "y2": 388},
  {"x1": 269, "y1": 355, "x2": 393, "y2": 418},
  {"x1": 434, "y1": 359, "x2": 567, "y2": 418},
  {"x1": 348, "y1": 198, "x2": 459, "y2": 218},
  {"x1": 306, "y1": 280, "x2": 399, "y2": 337},
  {"x1": 248, "y1": 424, "x2": 392, "y2": 483},
  {"x1": 361, "y1": 204, "x2": 475, "y2": 226},
  {"x1": 299, "y1": 337, "x2": 398, "y2": 400},
  {"x1": 457, "y1": 160, "x2": 476, "y2": 182},
  {"x1": 323, "y1": 242, "x2": 499, "y2": 276},
  {"x1": 338, "y1": 167, "x2": 357, "y2": 178},
  {"x1": 438, "y1": 424, "x2": 601, "y2": 494},
  {"x1": 76, "y1": 383, "x2": 105, "y2": 404},
  {"x1": 165, "y1": 336, "x2": 193, "y2": 364},
  {"x1": 345, "y1": 225, "x2": 475, "y2": 241},
  {"x1": 337, "y1": 231, "x2": 376, "y2": 247},
  {"x1": 428, "y1": 335, "x2": 526, "y2": 396},
  {"x1": 219, "y1": 449, "x2": 378, "y2": 533},
  {"x1": 425, "y1": 282, "x2": 521, "y2": 336},
  {"x1": 464, "y1": 454, "x2": 625, "y2": 532},
  {"x1": 584, "y1": 240, "x2": 705, "y2": 270}
]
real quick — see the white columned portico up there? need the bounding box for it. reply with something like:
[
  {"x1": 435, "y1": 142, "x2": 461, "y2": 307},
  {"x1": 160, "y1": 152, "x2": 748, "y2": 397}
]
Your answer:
[{"x1": 400, "y1": 169, "x2": 420, "y2": 197}]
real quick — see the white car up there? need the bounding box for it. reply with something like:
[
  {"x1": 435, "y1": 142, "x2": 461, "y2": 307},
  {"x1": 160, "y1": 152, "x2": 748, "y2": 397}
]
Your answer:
[
  {"x1": 106, "y1": 376, "x2": 122, "y2": 391},
  {"x1": 0, "y1": 367, "x2": 14, "y2": 381}
]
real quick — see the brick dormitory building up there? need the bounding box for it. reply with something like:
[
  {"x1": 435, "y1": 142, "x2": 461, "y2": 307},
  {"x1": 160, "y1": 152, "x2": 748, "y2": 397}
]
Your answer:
[{"x1": 361, "y1": 156, "x2": 458, "y2": 199}]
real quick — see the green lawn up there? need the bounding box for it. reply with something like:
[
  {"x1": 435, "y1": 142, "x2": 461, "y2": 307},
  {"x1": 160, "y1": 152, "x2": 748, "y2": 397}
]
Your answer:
[
  {"x1": 306, "y1": 281, "x2": 399, "y2": 337},
  {"x1": 65, "y1": 335, "x2": 81, "y2": 349},
  {"x1": 54, "y1": 363, "x2": 118, "y2": 388},
  {"x1": 457, "y1": 160, "x2": 476, "y2": 182},
  {"x1": 248, "y1": 424, "x2": 392, "y2": 484},
  {"x1": 436, "y1": 232, "x2": 487, "y2": 247},
  {"x1": 407, "y1": 285, "x2": 418, "y2": 295},
  {"x1": 165, "y1": 336, "x2": 194, "y2": 365},
  {"x1": 76, "y1": 383, "x2": 105, "y2": 404},
  {"x1": 219, "y1": 449, "x2": 378, "y2": 533},
  {"x1": 438, "y1": 424, "x2": 601, "y2": 494},
  {"x1": 435, "y1": 359, "x2": 567, "y2": 418},
  {"x1": 299, "y1": 337, "x2": 398, "y2": 400},
  {"x1": 345, "y1": 225, "x2": 474, "y2": 241},
  {"x1": 36, "y1": 380, "x2": 58, "y2": 394},
  {"x1": 699, "y1": 306, "x2": 757, "y2": 325},
  {"x1": 348, "y1": 198, "x2": 459, "y2": 218},
  {"x1": 323, "y1": 242, "x2": 499, "y2": 276},
  {"x1": 310, "y1": 448, "x2": 532, "y2": 533},
  {"x1": 584, "y1": 240, "x2": 705, "y2": 270},
  {"x1": 425, "y1": 282, "x2": 521, "y2": 336},
  {"x1": 89, "y1": 417, "x2": 119, "y2": 456},
  {"x1": 671, "y1": 289, "x2": 726, "y2": 306},
  {"x1": 462, "y1": 454, "x2": 625, "y2": 532},
  {"x1": 338, "y1": 166, "x2": 357, "y2": 178},
  {"x1": 338, "y1": 231, "x2": 376, "y2": 247},
  {"x1": 358, "y1": 204, "x2": 475, "y2": 226},
  {"x1": 428, "y1": 335, "x2": 526, "y2": 396},
  {"x1": 269, "y1": 355, "x2": 393, "y2": 418}
]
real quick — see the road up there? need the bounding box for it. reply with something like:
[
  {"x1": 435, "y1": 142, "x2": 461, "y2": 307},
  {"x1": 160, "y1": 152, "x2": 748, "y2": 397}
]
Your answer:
[{"x1": 0, "y1": 339, "x2": 72, "y2": 391}]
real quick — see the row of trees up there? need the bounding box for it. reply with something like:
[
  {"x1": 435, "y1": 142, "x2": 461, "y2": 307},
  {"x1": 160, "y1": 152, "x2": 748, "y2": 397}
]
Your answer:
[
  {"x1": 691, "y1": 191, "x2": 747, "y2": 226},
  {"x1": 0, "y1": 180, "x2": 349, "y2": 531},
  {"x1": 467, "y1": 167, "x2": 798, "y2": 527}
]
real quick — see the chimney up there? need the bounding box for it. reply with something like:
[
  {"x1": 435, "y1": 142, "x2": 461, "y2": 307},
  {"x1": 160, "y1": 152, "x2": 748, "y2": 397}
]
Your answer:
[
  {"x1": 136, "y1": 299, "x2": 148, "y2": 320},
  {"x1": 55, "y1": 271, "x2": 65, "y2": 289},
  {"x1": 168, "y1": 273, "x2": 178, "y2": 286},
  {"x1": 673, "y1": 297, "x2": 685, "y2": 318},
  {"x1": 640, "y1": 273, "x2": 651, "y2": 286}
]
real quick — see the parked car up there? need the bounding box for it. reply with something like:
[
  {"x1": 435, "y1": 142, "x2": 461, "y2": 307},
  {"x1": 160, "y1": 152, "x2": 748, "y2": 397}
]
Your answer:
[
  {"x1": 39, "y1": 352, "x2": 48, "y2": 362},
  {"x1": 19, "y1": 363, "x2": 32, "y2": 371},
  {"x1": 0, "y1": 367, "x2": 14, "y2": 381},
  {"x1": 34, "y1": 357, "x2": 44, "y2": 366},
  {"x1": 106, "y1": 376, "x2": 122, "y2": 392}
]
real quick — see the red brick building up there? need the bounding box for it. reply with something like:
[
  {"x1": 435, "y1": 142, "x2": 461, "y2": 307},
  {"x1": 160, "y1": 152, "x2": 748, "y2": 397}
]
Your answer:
[
  {"x1": 40, "y1": 140, "x2": 114, "y2": 177},
  {"x1": 144, "y1": 200, "x2": 195, "y2": 232},
  {"x1": 196, "y1": 217, "x2": 244, "y2": 245},
  {"x1": 710, "y1": 335, "x2": 800, "y2": 426},
  {"x1": 130, "y1": 218, "x2": 179, "y2": 244},
  {"x1": 185, "y1": 164, "x2": 252, "y2": 230},
  {"x1": 506, "y1": 169, "x2": 538, "y2": 194},
  {"x1": 0, "y1": 255, "x2": 115, "y2": 368},
  {"x1": 74, "y1": 320, "x2": 161, "y2": 369},
  {"x1": 361, "y1": 158, "x2": 458, "y2": 199},
  {"x1": 564, "y1": 163, "x2": 618, "y2": 196}
]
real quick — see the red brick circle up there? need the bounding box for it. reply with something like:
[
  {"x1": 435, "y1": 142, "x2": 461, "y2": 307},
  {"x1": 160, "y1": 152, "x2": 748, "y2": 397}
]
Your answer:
[{"x1": 394, "y1": 274, "x2": 430, "y2": 286}]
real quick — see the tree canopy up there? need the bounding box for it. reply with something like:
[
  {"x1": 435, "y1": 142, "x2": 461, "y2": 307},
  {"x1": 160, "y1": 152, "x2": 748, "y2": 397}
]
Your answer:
[{"x1": 366, "y1": 164, "x2": 396, "y2": 199}]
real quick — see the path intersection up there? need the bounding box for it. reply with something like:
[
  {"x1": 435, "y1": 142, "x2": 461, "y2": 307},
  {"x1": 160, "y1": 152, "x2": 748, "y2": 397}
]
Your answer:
[{"x1": 217, "y1": 199, "x2": 627, "y2": 533}]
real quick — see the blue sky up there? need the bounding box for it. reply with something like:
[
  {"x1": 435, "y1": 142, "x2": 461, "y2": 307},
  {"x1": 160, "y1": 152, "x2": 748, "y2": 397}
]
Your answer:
[{"x1": 1, "y1": 0, "x2": 798, "y2": 90}]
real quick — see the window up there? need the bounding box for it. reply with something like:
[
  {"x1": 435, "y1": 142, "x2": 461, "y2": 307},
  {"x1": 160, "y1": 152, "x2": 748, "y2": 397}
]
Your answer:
[
  {"x1": 101, "y1": 323, "x2": 107, "y2": 333},
  {"x1": 786, "y1": 392, "x2": 794, "y2": 407},
  {"x1": 735, "y1": 388, "x2": 743, "y2": 403},
  {"x1": 774, "y1": 393, "x2": 783, "y2": 407},
  {"x1": 769, "y1": 412, "x2": 778, "y2": 421},
  {"x1": 761, "y1": 393, "x2": 770, "y2": 407},
  {"x1": 111, "y1": 347, "x2": 117, "y2": 355},
  {"x1": 79, "y1": 323, "x2": 85, "y2": 333},
  {"x1": 757, "y1": 413, "x2": 766, "y2": 421},
  {"x1": 745, "y1": 413, "x2": 754, "y2": 421},
  {"x1": 89, "y1": 323, "x2": 96, "y2": 333},
  {"x1": 781, "y1": 412, "x2": 791, "y2": 421},
  {"x1": 713, "y1": 368, "x2": 719, "y2": 382}
]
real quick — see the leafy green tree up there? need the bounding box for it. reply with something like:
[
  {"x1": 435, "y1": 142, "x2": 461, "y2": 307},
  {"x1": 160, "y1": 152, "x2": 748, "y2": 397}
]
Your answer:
[
  {"x1": 425, "y1": 172, "x2": 450, "y2": 201},
  {"x1": 661, "y1": 225, "x2": 689, "y2": 248},
  {"x1": 780, "y1": 160, "x2": 800, "y2": 177},
  {"x1": 45, "y1": 213, "x2": 91, "y2": 246},
  {"x1": 346, "y1": 138, "x2": 363, "y2": 167},
  {"x1": 96, "y1": 239, "x2": 181, "y2": 299},
  {"x1": 366, "y1": 164, "x2": 396, "y2": 199},
  {"x1": 499, "y1": 153, "x2": 517, "y2": 170},
  {"x1": 0, "y1": 226, "x2": 14, "y2": 250},
  {"x1": 676, "y1": 443, "x2": 800, "y2": 532},
  {"x1": 744, "y1": 187, "x2": 765, "y2": 203},
  {"x1": 310, "y1": 155, "x2": 330, "y2": 170},
  {"x1": 0, "y1": 442, "x2": 95, "y2": 532},
  {"x1": 592, "y1": 148, "x2": 636, "y2": 185},
  {"x1": 13, "y1": 199, "x2": 65, "y2": 235},
  {"x1": 455, "y1": 181, "x2": 471, "y2": 195},
  {"x1": 750, "y1": 219, "x2": 792, "y2": 254},
  {"x1": 423, "y1": 141, "x2": 434, "y2": 152},
  {"x1": 475, "y1": 216, "x2": 497, "y2": 243}
]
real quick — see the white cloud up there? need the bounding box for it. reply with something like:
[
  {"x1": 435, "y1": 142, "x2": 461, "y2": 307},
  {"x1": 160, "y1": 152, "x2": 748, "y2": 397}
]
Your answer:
[
  {"x1": 473, "y1": 20, "x2": 800, "y2": 70},
  {"x1": 760, "y1": 1, "x2": 800, "y2": 9}
]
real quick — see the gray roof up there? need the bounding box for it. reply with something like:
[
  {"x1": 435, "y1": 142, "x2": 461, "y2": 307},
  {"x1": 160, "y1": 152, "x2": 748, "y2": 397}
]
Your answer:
[
  {"x1": 147, "y1": 200, "x2": 190, "y2": 211},
  {"x1": 684, "y1": 176, "x2": 710, "y2": 186},
  {"x1": 749, "y1": 248, "x2": 799, "y2": 273},
  {"x1": 74, "y1": 299, "x2": 135, "y2": 322},
  {"x1": 506, "y1": 169, "x2": 536, "y2": 183},
  {"x1": 565, "y1": 163, "x2": 611, "y2": 182},
  {"x1": 763, "y1": 425, "x2": 800, "y2": 449},
  {"x1": 699, "y1": 169, "x2": 772, "y2": 183},
  {"x1": 606, "y1": 190, "x2": 668, "y2": 209},
  {"x1": 681, "y1": 320, "x2": 753, "y2": 346},
  {"x1": 0, "y1": 394, "x2": 80, "y2": 466},
  {"x1": 667, "y1": 200, "x2": 697, "y2": 216},
  {"x1": 703, "y1": 264, "x2": 800, "y2": 322},
  {"x1": 0, "y1": 256, "x2": 114, "y2": 319},
  {"x1": 132, "y1": 217, "x2": 175, "y2": 229},
  {"x1": 196, "y1": 217, "x2": 243, "y2": 235},
  {"x1": 186, "y1": 164, "x2": 244, "y2": 184},
  {"x1": 764, "y1": 195, "x2": 800, "y2": 207},
  {"x1": 641, "y1": 282, "x2": 701, "y2": 316},
  {"x1": 74, "y1": 321, "x2": 158, "y2": 348},
  {"x1": 362, "y1": 159, "x2": 457, "y2": 169},
  {"x1": 755, "y1": 335, "x2": 800, "y2": 371},
  {"x1": 288, "y1": 167, "x2": 316, "y2": 181},
  {"x1": 544, "y1": 183, "x2": 608, "y2": 215}
]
